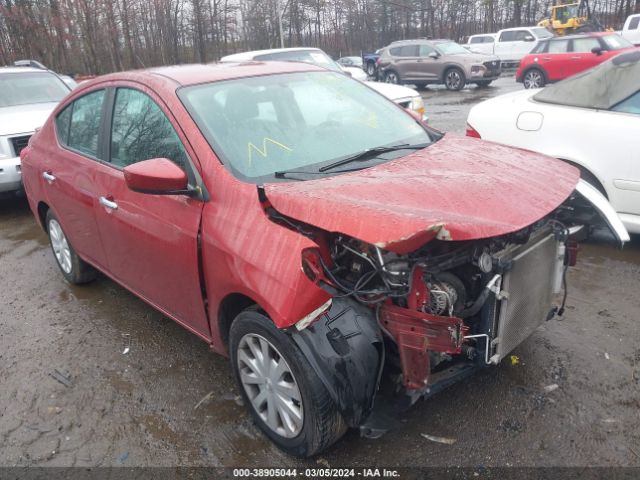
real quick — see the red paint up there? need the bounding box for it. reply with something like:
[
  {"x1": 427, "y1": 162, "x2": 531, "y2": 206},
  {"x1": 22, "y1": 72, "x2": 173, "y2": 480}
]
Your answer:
[
  {"x1": 516, "y1": 33, "x2": 637, "y2": 83},
  {"x1": 123, "y1": 158, "x2": 188, "y2": 193},
  {"x1": 20, "y1": 63, "x2": 580, "y2": 358},
  {"x1": 379, "y1": 304, "x2": 469, "y2": 390},
  {"x1": 265, "y1": 135, "x2": 580, "y2": 249}
]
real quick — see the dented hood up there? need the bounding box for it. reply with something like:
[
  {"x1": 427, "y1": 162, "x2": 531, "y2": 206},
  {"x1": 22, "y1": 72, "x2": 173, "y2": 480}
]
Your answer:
[{"x1": 264, "y1": 135, "x2": 580, "y2": 249}]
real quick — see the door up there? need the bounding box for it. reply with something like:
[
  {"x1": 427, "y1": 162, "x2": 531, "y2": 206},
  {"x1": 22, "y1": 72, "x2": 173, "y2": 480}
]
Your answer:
[
  {"x1": 389, "y1": 45, "x2": 420, "y2": 80},
  {"x1": 417, "y1": 44, "x2": 441, "y2": 81},
  {"x1": 495, "y1": 30, "x2": 520, "y2": 62},
  {"x1": 607, "y1": 92, "x2": 640, "y2": 218},
  {"x1": 42, "y1": 89, "x2": 109, "y2": 269},
  {"x1": 541, "y1": 38, "x2": 572, "y2": 81},
  {"x1": 569, "y1": 36, "x2": 605, "y2": 76},
  {"x1": 92, "y1": 87, "x2": 210, "y2": 338}
]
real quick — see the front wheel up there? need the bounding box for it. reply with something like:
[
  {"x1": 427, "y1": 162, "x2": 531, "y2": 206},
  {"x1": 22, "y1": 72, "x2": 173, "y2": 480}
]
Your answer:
[
  {"x1": 46, "y1": 210, "x2": 96, "y2": 284},
  {"x1": 384, "y1": 70, "x2": 400, "y2": 84},
  {"x1": 523, "y1": 69, "x2": 546, "y2": 89},
  {"x1": 366, "y1": 62, "x2": 376, "y2": 77},
  {"x1": 230, "y1": 310, "x2": 346, "y2": 457},
  {"x1": 444, "y1": 68, "x2": 466, "y2": 91}
]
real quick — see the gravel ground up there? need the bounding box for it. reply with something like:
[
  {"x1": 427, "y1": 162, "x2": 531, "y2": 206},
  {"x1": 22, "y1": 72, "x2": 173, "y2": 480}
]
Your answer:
[{"x1": 1, "y1": 76, "x2": 639, "y2": 468}]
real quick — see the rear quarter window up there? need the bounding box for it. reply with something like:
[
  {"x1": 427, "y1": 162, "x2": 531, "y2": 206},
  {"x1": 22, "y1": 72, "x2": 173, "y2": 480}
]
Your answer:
[{"x1": 56, "y1": 89, "x2": 106, "y2": 158}]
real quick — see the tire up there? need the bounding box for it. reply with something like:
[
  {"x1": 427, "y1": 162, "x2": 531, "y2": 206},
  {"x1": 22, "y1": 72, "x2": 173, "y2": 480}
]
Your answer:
[
  {"x1": 230, "y1": 310, "x2": 346, "y2": 457},
  {"x1": 444, "y1": 67, "x2": 466, "y2": 91},
  {"x1": 476, "y1": 80, "x2": 492, "y2": 88},
  {"x1": 366, "y1": 62, "x2": 376, "y2": 77},
  {"x1": 523, "y1": 68, "x2": 546, "y2": 89},
  {"x1": 46, "y1": 209, "x2": 96, "y2": 284},
  {"x1": 384, "y1": 70, "x2": 400, "y2": 84}
]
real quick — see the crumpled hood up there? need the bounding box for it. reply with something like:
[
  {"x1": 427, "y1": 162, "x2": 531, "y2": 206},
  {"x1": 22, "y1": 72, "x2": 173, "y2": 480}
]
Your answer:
[
  {"x1": 264, "y1": 134, "x2": 580, "y2": 249},
  {"x1": 0, "y1": 102, "x2": 58, "y2": 137}
]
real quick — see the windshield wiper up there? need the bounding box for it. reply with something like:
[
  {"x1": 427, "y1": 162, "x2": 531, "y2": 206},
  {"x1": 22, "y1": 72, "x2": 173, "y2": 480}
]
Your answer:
[{"x1": 318, "y1": 143, "x2": 429, "y2": 172}]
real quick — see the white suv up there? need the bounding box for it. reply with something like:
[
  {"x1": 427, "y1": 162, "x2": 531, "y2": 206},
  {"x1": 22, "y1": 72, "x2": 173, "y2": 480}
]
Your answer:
[{"x1": 0, "y1": 66, "x2": 70, "y2": 195}]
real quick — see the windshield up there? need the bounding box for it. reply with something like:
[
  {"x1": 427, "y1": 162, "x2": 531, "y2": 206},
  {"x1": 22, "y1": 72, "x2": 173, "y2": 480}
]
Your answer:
[
  {"x1": 0, "y1": 71, "x2": 69, "y2": 107},
  {"x1": 179, "y1": 71, "x2": 433, "y2": 182},
  {"x1": 533, "y1": 27, "x2": 554, "y2": 39},
  {"x1": 603, "y1": 34, "x2": 633, "y2": 50},
  {"x1": 254, "y1": 50, "x2": 343, "y2": 73},
  {"x1": 435, "y1": 41, "x2": 470, "y2": 55}
]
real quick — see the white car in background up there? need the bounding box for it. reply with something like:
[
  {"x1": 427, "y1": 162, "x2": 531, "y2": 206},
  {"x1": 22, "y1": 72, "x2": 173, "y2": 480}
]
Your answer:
[
  {"x1": 221, "y1": 47, "x2": 426, "y2": 120},
  {"x1": 466, "y1": 51, "x2": 640, "y2": 234},
  {"x1": 621, "y1": 14, "x2": 640, "y2": 46},
  {"x1": 0, "y1": 66, "x2": 70, "y2": 195}
]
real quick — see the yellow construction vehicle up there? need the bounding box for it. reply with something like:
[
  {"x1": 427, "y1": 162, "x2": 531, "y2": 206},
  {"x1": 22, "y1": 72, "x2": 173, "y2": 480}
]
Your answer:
[{"x1": 538, "y1": 0, "x2": 604, "y2": 35}]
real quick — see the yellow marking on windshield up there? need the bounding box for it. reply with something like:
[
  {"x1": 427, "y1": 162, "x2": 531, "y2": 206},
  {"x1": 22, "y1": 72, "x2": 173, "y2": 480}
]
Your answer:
[{"x1": 248, "y1": 138, "x2": 293, "y2": 165}]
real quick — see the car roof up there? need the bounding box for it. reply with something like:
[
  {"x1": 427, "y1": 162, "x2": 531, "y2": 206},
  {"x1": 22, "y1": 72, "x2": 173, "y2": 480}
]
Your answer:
[
  {"x1": 543, "y1": 31, "x2": 613, "y2": 41},
  {"x1": 498, "y1": 26, "x2": 541, "y2": 32},
  {"x1": 78, "y1": 61, "x2": 325, "y2": 90},
  {"x1": 389, "y1": 38, "x2": 452, "y2": 45},
  {"x1": 221, "y1": 47, "x2": 323, "y2": 62},
  {"x1": 0, "y1": 66, "x2": 53, "y2": 74}
]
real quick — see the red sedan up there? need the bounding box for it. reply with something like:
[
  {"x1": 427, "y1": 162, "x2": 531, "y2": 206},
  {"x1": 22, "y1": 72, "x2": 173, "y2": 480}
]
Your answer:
[
  {"x1": 20, "y1": 61, "x2": 605, "y2": 456},
  {"x1": 517, "y1": 32, "x2": 635, "y2": 88}
]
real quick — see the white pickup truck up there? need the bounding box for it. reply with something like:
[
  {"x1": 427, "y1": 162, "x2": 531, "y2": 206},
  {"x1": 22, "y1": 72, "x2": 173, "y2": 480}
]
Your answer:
[
  {"x1": 621, "y1": 14, "x2": 640, "y2": 45},
  {"x1": 466, "y1": 26, "x2": 554, "y2": 67}
]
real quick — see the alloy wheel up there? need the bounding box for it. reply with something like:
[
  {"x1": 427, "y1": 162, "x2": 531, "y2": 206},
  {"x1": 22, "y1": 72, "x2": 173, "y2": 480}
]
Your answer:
[
  {"x1": 385, "y1": 71, "x2": 399, "y2": 84},
  {"x1": 524, "y1": 70, "x2": 543, "y2": 89},
  {"x1": 237, "y1": 333, "x2": 304, "y2": 438},
  {"x1": 445, "y1": 70, "x2": 462, "y2": 90},
  {"x1": 49, "y1": 219, "x2": 72, "y2": 274}
]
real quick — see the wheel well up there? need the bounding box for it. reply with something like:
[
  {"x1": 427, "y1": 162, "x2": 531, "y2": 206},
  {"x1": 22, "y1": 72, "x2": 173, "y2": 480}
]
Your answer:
[
  {"x1": 37, "y1": 201, "x2": 50, "y2": 232},
  {"x1": 218, "y1": 293, "x2": 259, "y2": 347},
  {"x1": 561, "y1": 159, "x2": 608, "y2": 199},
  {"x1": 442, "y1": 65, "x2": 464, "y2": 82},
  {"x1": 522, "y1": 66, "x2": 546, "y2": 82}
]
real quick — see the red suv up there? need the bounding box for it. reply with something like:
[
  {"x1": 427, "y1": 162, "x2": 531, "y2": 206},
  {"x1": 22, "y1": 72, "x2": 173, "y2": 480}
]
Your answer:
[
  {"x1": 517, "y1": 32, "x2": 635, "y2": 88},
  {"x1": 20, "y1": 61, "x2": 608, "y2": 456}
]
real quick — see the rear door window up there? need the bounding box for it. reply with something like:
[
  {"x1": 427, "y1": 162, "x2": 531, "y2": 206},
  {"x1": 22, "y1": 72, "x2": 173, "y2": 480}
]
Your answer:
[
  {"x1": 499, "y1": 31, "x2": 516, "y2": 42},
  {"x1": 63, "y1": 90, "x2": 106, "y2": 158},
  {"x1": 548, "y1": 39, "x2": 570, "y2": 53}
]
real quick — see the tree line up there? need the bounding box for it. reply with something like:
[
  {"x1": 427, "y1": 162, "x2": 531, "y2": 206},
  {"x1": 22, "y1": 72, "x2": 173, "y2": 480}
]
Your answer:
[{"x1": 0, "y1": 0, "x2": 638, "y2": 75}]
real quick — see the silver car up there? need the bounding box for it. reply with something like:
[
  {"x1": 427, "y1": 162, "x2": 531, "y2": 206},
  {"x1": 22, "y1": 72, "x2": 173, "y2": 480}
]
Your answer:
[
  {"x1": 378, "y1": 39, "x2": 501, "y2": 91},
  {"x1": 0, "y1": 66, "x2": 70, "y2": 195}
]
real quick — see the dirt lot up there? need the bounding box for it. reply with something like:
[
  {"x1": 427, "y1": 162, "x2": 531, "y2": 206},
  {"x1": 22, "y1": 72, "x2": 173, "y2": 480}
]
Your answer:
[{"x1": 1, "y1": 77, "x2": 639, "y2": 468}]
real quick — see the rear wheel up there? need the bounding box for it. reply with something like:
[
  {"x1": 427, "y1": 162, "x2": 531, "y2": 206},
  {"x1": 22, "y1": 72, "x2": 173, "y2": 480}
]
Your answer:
[
  {"x1": 385, "y1": 70, "x2": 400, "y2": 84},
  {"x1": 444, "y1": 68, "x2": 466, "y2": 91},
  {"x1": 46, "y1": 210, "x2": 96, "y2": 284},
  {"x1": 230, "y1": 310, "x2": 346, "y2": 457},
  {"x1": 523, "y1": 68, "x2": 546, "y2": 89}
]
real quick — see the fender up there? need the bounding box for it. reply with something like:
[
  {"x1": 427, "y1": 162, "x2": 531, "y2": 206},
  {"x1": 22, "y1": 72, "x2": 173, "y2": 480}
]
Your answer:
[{"x1": 289, "y1": 297, "x2": 383, "y2": 427}]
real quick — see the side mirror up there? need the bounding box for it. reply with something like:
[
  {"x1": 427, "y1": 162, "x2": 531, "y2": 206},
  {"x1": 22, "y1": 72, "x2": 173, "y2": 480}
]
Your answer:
[
  {"x1": 124, "y1": 158, "x2": 191, "y2": 195},
  {"x1": 344, "y1": 70, "x2": 353, "y2": 77},
  {"x1": 428, "y1": 51, "x2": 440, "y2": 59},
  {"x1": 591, "y1": 46, "x2": 603, "y2": 55}
]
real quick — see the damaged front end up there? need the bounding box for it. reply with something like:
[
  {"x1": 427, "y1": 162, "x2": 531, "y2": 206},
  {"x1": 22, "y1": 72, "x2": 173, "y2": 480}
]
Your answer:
[{"x1": 265, "y1": 179, "x2": 628, "y2": 431}]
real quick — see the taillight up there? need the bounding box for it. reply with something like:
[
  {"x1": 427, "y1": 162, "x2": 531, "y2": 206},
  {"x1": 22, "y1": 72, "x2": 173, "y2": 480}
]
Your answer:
[{"x1": 466, "y1": 123, "x2": 481, "y2": 138}]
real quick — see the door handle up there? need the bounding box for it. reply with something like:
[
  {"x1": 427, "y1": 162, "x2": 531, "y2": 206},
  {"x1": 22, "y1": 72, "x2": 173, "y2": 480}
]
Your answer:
[
  {"x1": 42, "y1": 171, "x2": 56, "y2": 183},
  {"x1": 571, "y1": 56, "x2": 582, "y2": 59},
  {"x1": 542, "y1": 57, "x2": 552, "y2": 61},
  {"x1": 99, "y1": 196, "x2": 118, "y2": 210}
]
